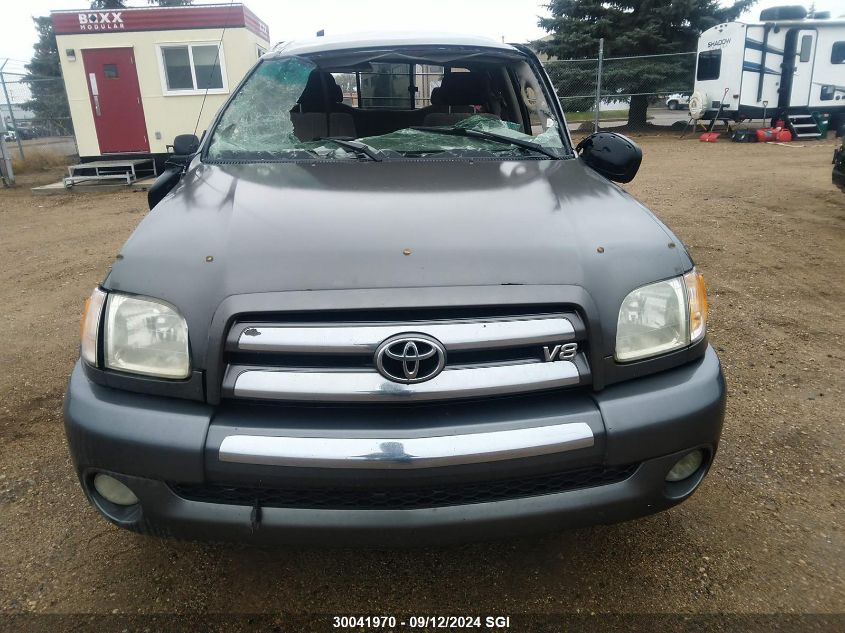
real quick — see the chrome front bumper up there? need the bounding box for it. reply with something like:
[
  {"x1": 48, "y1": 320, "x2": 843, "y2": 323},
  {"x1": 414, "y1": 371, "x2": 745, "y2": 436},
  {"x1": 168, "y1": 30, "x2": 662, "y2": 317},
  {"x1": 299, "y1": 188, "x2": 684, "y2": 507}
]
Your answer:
[
  {"x1": 218, "y1": 421, "x2": 594, "y2": 469},
  {"x1": 64, "y1": 347, "x2": 726, "y2": 545}
]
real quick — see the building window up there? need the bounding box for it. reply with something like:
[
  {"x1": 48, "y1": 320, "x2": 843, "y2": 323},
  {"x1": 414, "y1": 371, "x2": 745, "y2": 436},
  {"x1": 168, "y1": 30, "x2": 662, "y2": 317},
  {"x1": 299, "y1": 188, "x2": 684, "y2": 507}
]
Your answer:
[
  {"x1": 832, "y1": 42, "x2": 845, "y2": 64},
  {"x1": 696, "y1": 50, "x2": 721, "y2": 81},
  {"x1": 103, "y1": 64, "x2": 119, "y2": 79},
  {"x1": 158, "y1": 43, "x2": 227, "y2": 95}
]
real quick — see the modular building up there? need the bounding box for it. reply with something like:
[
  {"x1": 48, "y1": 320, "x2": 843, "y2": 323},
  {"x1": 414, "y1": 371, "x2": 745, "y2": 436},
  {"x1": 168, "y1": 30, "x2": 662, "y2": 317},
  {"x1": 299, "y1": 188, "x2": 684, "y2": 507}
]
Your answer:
[{"x1": 52, "y1": 3, "x2": 270, "y2": 160}]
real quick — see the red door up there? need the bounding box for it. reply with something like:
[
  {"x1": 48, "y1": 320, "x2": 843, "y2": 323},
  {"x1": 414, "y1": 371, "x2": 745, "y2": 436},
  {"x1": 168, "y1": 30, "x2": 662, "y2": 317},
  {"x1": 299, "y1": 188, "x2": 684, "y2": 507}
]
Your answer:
[{"x1": 82, "y1": 48, "x2": 149, "y2": 153}]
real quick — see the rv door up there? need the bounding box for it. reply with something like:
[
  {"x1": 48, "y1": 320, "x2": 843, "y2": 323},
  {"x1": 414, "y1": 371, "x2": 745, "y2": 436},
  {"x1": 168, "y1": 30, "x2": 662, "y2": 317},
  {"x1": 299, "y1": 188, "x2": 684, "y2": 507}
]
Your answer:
[{"x1": 790, "y1": 30, "x2": 817, "y2": 107}]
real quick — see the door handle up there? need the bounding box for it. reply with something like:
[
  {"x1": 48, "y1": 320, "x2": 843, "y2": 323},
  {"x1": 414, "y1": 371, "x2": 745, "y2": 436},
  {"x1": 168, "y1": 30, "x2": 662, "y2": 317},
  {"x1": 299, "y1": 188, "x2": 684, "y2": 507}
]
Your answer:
[{"x1": 88, "y1": 73, "x2": 101, "y2": 116}]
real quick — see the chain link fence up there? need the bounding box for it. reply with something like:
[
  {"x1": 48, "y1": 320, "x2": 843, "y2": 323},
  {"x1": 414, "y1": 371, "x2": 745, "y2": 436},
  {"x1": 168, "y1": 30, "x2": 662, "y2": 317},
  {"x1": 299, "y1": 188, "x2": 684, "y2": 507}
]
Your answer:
[
  {"x1": 543, "y1": 50, "x2": 696, "y2": 131},
  {"x1": 1, "y1": 61, "x2": 77, "y2": 161}
]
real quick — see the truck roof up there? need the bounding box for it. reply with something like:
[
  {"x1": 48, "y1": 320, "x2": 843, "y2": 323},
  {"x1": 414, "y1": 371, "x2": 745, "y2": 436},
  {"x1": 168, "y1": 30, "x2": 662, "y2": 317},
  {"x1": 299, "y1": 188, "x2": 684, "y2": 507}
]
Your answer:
[{"x1": 272, "y1": 32, "x2": 518, "y2": 56}]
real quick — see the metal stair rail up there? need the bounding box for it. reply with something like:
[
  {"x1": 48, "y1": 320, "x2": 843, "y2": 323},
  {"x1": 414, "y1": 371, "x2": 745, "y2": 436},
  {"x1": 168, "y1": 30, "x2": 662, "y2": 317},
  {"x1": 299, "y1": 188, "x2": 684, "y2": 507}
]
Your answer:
[{"x1": 787, "y1": 112, "x2": 823, "y2": 140}]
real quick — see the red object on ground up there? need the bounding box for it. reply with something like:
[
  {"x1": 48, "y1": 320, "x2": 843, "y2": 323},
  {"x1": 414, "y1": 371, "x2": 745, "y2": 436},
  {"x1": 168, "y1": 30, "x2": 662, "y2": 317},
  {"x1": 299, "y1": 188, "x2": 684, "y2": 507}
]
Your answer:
[
  {"x1": 756, "y1": 128, "x2": 792, "y2": 142},
  {"x1": 700, "y1": 132, "x2": 721, "y2": 142}
]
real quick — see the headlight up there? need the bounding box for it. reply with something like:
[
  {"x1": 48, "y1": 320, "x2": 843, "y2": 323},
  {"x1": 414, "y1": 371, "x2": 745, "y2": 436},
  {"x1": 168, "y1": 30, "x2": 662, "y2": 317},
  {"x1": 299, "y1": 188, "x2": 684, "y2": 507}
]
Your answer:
[
  {"x1": 104, "y1": 293, "x2": 190, "y2": 379},
  {"x1": 615, "y1": 268, "x2": 708, "y2": 362}
]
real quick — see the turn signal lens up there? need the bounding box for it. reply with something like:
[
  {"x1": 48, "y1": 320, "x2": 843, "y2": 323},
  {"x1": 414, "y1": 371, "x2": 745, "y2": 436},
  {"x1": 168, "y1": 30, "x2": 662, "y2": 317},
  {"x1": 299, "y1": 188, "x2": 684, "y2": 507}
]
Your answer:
[
  {"x1": 684, "y1": 269, "x2": 708, "y2": 343},
  {"x1": 80, "y1": 288, "x2": 107, "y2": 366}
]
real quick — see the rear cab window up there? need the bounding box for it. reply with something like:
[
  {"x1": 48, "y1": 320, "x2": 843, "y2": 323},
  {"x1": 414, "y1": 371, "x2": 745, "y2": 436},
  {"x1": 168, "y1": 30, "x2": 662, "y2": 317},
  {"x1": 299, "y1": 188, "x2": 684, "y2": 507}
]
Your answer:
[{"x1": 204, "y1": 44, "x2": 569, "y2": 162}]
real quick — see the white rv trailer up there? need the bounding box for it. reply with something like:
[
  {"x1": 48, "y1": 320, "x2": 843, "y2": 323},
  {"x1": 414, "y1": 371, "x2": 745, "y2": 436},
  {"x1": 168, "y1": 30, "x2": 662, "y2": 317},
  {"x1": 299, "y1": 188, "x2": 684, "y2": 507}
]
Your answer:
[{"x1": 690, "y1": 8, "x2": 845, "y2": 138}]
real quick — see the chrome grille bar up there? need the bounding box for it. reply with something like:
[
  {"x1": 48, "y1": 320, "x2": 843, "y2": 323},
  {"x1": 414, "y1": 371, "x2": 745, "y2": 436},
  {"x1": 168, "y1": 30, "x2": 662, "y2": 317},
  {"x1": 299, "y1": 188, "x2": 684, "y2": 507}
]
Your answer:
[
  {"x1": 228, "y1": 361, "x2": 580, "y2": 403},
  {"x1": 234, "y1": 316, "x2": 574, "y2": 354}
]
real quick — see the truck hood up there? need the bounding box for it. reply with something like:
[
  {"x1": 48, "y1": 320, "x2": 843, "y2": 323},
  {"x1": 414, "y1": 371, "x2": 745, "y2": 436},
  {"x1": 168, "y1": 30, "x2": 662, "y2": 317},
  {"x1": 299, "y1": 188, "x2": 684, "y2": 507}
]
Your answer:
[{"x1": 106, "y1": 158, "x2": 690, "y2": 354}]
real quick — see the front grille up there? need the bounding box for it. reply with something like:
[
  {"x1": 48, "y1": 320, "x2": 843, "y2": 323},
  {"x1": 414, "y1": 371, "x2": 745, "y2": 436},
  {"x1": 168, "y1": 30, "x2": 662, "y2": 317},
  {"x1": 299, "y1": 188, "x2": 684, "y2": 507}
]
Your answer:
[
  {"x1": 170, "y1": 463, "x2": 636, "y2": 510},
  {"x1": 221, "y1": 306, "x2": 589, "y2": 403}
]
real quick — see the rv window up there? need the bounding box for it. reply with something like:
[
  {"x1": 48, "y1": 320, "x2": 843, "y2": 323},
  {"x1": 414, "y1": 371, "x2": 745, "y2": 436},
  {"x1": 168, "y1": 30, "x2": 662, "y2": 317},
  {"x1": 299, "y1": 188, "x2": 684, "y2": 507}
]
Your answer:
[
  {"x1": 832, "y1": 42, "x2": 845, "y2": 64},
  {"x1": 696, "y1": 50, "x2": 721, "y2": 81},
  {"x1": 799, "y1": 35, "x2": 813, "y2": 63}
]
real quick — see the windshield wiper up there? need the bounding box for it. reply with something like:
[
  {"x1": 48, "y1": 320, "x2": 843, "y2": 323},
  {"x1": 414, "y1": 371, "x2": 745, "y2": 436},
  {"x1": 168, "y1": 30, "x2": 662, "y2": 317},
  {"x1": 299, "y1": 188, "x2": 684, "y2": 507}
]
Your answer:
[
  {"x1": 315, "y1": 137, "x2": 384, "y2": 162},
  {"x1": 410, "y1": 126, "x2": 559, "y2": 160}
]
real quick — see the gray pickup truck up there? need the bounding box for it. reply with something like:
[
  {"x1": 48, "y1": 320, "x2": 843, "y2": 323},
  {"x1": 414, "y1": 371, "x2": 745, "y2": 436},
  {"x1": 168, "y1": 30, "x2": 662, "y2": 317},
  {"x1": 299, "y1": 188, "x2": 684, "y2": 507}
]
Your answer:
[{"x1": 64, "y1": 34, "x2": 725, "y2": 546}]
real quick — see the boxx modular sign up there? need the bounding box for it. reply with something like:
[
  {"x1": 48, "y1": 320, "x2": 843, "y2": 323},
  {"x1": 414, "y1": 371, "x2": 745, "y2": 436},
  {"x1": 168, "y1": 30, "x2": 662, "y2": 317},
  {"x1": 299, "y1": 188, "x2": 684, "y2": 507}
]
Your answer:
[{"x1": 77, "y1": 12, "x2": 125, "y2": 31}]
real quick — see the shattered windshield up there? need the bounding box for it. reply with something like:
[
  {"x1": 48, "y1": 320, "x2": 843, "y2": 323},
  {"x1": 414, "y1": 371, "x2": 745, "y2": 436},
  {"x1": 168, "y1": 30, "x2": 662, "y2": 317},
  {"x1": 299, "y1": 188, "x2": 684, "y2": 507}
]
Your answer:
[{"x1": 205, "y1": 54, "x2": 567, "y2": 162}]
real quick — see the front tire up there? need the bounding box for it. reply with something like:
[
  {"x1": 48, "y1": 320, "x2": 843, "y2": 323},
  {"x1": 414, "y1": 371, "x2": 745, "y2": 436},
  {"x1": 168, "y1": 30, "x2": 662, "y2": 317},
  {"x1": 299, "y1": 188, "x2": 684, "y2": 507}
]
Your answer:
[{"x1": 668, "y1": 101, "x2": 678, "y2": 110}]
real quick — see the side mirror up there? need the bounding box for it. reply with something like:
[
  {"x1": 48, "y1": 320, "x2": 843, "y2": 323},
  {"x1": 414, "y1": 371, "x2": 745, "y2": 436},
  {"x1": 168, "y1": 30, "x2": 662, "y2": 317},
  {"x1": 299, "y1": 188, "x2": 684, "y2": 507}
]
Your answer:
[
  {"x1": 150, "y1": 133, "x2": 199, "y2": 209},
  {"x1": 147, "y1": 168, "x2": 182, "y2": 210},
  {"x1": 172, "y1": 133, "x2": 200, "y2": 156},
  {"x1": 576, "y1": 132, "x2": 642, "y2": 183}
]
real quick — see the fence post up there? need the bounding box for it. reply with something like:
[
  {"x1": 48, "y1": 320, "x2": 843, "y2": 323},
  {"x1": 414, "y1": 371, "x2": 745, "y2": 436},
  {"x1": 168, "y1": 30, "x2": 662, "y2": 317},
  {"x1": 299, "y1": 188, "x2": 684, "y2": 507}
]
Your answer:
[
  {"x1": 0, "y1": 61, "x2": 25, "y2": 160},
  {"x1": 0, "y1": 131, "x2": 14, "y2": 186},
  {"x1": 0, "y1": 111, "x2": 14, "y2": 185},
  {"x1": 594, "y1": 38, "x2": 604, "y2": 133}
]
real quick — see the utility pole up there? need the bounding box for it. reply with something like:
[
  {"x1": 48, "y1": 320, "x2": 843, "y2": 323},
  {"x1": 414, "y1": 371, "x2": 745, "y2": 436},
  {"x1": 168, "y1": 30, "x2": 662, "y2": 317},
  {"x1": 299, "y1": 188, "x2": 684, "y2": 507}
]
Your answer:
[
  {"x1": 594, "y1": 38, "x2": 604, "y2": 133},
  {"x1": 0, "y1": 59, "x2": 25, "y2": 159}
]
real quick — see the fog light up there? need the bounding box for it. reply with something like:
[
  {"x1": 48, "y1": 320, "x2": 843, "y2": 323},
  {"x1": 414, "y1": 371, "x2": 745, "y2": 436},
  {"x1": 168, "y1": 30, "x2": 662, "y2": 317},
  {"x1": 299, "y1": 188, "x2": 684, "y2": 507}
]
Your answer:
[
  {"x1": 93, "y1": 473, "x2": 139, "y2": 506},
  {"x1": 666, "y1": 450, "x2": 704, "y2": 482}
]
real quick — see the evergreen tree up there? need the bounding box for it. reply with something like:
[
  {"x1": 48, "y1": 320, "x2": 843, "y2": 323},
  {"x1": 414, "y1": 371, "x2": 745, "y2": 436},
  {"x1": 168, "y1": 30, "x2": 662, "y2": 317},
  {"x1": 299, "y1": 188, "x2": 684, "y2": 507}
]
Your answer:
[
  {"x1": 539, "y1": 0, "x2": 755, "y2": 128},
  {"x1": 22, "y1": 17, "x2": 71, "y2": 134}
]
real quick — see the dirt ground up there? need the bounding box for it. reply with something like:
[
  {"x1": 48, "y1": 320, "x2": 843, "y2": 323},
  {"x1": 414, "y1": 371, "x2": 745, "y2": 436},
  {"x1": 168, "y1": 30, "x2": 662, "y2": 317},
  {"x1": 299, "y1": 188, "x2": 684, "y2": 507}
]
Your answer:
[{"x1": 0, "y1": 136, "x2": 842, "y2": 627}]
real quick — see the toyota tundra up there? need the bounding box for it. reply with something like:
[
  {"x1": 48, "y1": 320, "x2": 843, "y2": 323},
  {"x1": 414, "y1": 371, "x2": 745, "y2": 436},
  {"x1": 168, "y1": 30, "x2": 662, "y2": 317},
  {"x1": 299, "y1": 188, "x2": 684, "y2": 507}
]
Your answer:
[{"x1": 64, "y1": 33, "x2": 726, "y2": 545}]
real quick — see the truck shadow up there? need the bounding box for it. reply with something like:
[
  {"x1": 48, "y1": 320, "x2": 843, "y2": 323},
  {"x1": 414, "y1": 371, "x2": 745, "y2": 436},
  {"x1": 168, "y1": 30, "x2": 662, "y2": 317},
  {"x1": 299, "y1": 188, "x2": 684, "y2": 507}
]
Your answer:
[{"x1": 113, "y1": 505, "x2": 711, "y2": 613}]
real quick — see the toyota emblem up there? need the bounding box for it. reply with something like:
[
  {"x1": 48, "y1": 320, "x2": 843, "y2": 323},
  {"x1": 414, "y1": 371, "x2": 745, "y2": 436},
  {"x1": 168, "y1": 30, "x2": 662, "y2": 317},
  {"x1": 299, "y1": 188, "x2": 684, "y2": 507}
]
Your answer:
[{"x1": 374, "y1": 334, "x2": 446, "y2": 384}]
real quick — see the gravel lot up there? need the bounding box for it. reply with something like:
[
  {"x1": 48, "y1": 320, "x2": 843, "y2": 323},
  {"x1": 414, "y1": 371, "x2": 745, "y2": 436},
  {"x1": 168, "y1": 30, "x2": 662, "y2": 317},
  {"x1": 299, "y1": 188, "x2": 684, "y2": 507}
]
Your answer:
[{"x1": 0, "y1": 136, "x2": 842, "y2": 627}]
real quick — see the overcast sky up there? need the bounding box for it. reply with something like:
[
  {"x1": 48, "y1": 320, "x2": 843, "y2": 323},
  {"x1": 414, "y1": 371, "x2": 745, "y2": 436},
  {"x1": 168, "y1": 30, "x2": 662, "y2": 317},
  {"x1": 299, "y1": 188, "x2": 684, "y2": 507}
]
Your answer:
[{"x1": 1, "y1": 0, "x2": 843, "y2": 72}]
